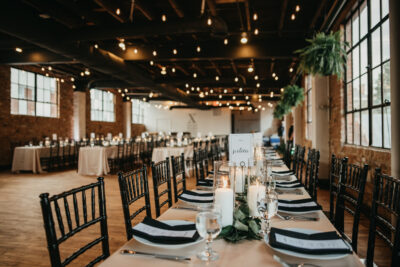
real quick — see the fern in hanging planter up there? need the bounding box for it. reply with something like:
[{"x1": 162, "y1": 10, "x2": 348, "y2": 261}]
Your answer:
[
  {"x1": 295, "y1": 31, "x2": 348, "y2": 78},
  {"x1": 273, "y1": 101, "x2": 290, "y2": 119},
  {"x1": 273, "y1": 85, "x2": 304, "y2": 119}
]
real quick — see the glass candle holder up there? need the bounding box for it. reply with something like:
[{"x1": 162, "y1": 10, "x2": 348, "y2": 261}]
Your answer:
[
  {"x1": 247, "y1": 160, "x2": 266, "y2": 217},
  {"x1": 213, "y1": 161, "x2": 234, "y2": 227}
]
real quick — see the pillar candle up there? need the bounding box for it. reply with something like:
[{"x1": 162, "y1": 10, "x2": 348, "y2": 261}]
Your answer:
[
  {"x1": 235, "y1": 170, "x2": 245, "y2": 193},
  {"x1": 247, "y1": 183, "x2": 266, "y2": 217},
  {"x1": 214, "y1": 187, "x2": 234, "y2": 227}
]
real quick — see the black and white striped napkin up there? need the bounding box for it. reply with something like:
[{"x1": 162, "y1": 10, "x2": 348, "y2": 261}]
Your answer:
[
  {"x1": 132, "y1": 217, "x2": 199, "y2": 244},
  {"x1": 278, "y1": 198, "x2": 322, "y2": 213},
  {"x1": 276, "y1": 180, "x2": 303, "y2": 189},
  {"x1": 197, "y1": 178, "x2": 213, "y2": 187},
  {"x1": 269, "y1": 227, "x2": 352, "y2": 255},
  {"x1": 178, "y1": 190, "x2": 214, "y2": 203}
]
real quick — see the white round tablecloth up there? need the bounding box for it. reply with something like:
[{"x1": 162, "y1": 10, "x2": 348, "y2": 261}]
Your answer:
[{"x1": 78, "y1": 146, "x2": 118, "y2": 176}]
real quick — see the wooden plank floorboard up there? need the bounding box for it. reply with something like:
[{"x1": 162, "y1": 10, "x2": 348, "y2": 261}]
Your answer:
[{"x1": 0, "y1": 170, "x2": 392, "y2": 266}]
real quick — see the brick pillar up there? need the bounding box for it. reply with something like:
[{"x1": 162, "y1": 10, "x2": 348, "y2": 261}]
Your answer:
[
  {"x1": 311, "y1": 75, "x2": 330, "y2": 180},
  {"x1": 73, "y1": 91, "x2": 86, "y2": 140},
  {"x1": 390, "y1": 0, "x2": 400, "y2": 178},
  {"x1": 123, "y1": 100, "x2": 132, "y2": 139}
]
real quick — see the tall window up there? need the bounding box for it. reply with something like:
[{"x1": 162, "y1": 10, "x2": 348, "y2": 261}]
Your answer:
[
  {"x1": 90, "y1": 89, "x2": 115, "y2": 122},
  {"x1": 131, "y1": 99, "x2": 144, "y2": 124},
  {"x1": 10, "y1": 68, "x2": 59, "y2": 117},
  {"x1": 344, "y1": 0, "x2": 390, "y2": 148},
  {"x1": 305, "y1": 75, "x2": 312, "y2": 140}
]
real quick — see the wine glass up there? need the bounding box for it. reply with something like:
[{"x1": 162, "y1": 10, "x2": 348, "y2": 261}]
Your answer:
[
  {"x1": 258, "y1": 191, "x2": 278, "y2": 240},
  {"x1": 195, "y1": 205, "x2": 222, "y2": 261}
]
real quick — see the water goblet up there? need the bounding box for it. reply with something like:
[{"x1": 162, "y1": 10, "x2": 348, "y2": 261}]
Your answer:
[{"x1": 258, "y1": 191, "x2": 278, "y2": 240}]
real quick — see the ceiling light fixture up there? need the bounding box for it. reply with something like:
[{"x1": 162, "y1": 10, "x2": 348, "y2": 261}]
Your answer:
[
  {"x1": 149, "y1": 60, "x2": 154, "y2": 66},
  {"x1": 234, "y1": 77, "x2": 239, "y2": 82},
  {"x1": 173, "y1": 49, "x2": 177, "y2": 55},
  {"x1": 254, "y1": 28, "x2": 259, "y2": 35},
  {"x1": 240, "y1": 32, "x2": 248, "y2": 44},
  {"x1": 207, "y1": 17, "x2": 212, "y2": 26},
  {"x1": 172, "y1": 67, "x2": 176, "y2": 73},
  {"x1": 291, "y1": 14, "x2": 296, "y2": 20},
  {"x1": 152, "y1": 50, "x2": 157, "y2": 56},
  {"x1": 116, "y1": 8, "x2": 121, "y2": 15},
  {"x1": 253, "y1": 13, "x2": 258, "y2": 21},
  {"x1": 193, "y1": 72, "x2": 197, "y2": 78},
  {"x1": 196, "y1": 46, "x2": 201, "y2": 53},
  {"x1": 224, "y1": 38, "x2": 228, "y2": 45},
  {"x1": 295, "y1": 5, "x2": 300, "y2": 12},
  {"x1": 162, "y1": 14, "x2": 167, "y2": 22}
]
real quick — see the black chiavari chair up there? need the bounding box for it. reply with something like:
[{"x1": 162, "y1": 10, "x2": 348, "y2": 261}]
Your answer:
[
  {"x1": 302, "y1": 149, "x2": 320, "y2": 201},
  {"x1": 334, "y1": 160, "x2": 368, "y2": 252},
  {"x1": 327, "y1": 155, "x2": 348, "y2": 222},
  {"x1": 292, "y1": 145, "x2": 305, "y2": 179},
  {"x1": 151, "y1": 158, "x2": 172, "y2": 217},
  {"x1": 283, "y1": 141, "x2": 293, "y2": 167},
  {"x1": 39, "y1": 177, "x2": 109, "y2": 267},
  {"x1": 171, "y1": 153, "x2": 187, "y2": 202},
  {"x1": 366, "y1": 169, "x2": 400, "y2": 267},
  {"x1": 118, "y1": 166, "x2": 152, "y2": 240}
]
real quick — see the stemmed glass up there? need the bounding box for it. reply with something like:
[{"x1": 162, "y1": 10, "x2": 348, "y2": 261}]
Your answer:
[
  {"x1": 257, "y1": 190, "x2": 278, "y2": 240},
  {"x1": 195, "y1": 205, "x2": 222, "y2": 261}
]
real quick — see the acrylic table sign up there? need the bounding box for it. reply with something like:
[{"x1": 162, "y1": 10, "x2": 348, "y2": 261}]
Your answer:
[{"x1": 229, "y1": 133, "x2": 254, "y2": 167}]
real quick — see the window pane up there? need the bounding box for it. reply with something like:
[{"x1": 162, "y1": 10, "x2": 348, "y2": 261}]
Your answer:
[
  {"x1": 346, "y1": 52, "x2": 352, "y2": 81},
  {"x1": 11, "y1": 68, "x2": 18, "y2": 83},
  {"x1": 44, "y1": 90, "x2": 51, "y2": 102},
  {"x1": 360, "y1": 39, "x2": 368, "y2": 75},
  {"x1": 360, "y1": 74, "x2": 368, "y2": 108},
  {"x1": 382, "y1": 20, "x2": 390, "y2": 62},
  {"x1": 37, "y1": 75, "x2": 43, "y2": 89},
  {"x1": 354, "y1": 112, "x2": 361, "y2": 145},
  {"x1": 346, "y1": 113, "x2": 353, "y2": 143},
  {"x1": 352, "y1": 12, "x2": 359, "y2": 45},
  {"x1": 11, "y1": 83, "x2": 18, "y2": 98},
  {"x1": 353, "y1": 78, "x2": 360, "y2": 110},
  {"x1": 346, "y1": 20, "x2": 352, "y2": 50},
  {"x1": 372, "y1": 67, "x2": 382, "y2": 105},
  {"x1": 371, "y1": 28, "x2": 381, "y2": 68},
  {"x1": 383, "y1": 105, "x2": 391, "y2": 148},
  {"x1": 382, "y1": 61, "x2": 390, "y2": 102},
  {"x1": 27, "y1": 72, "x2": 35, "y2": 87},
  {"x1": 361, "y1": 110, "x2": 369, "y2": 146},
  {"x1": 51, "y1": 104, "x2": 58, "y2": 117},
  {"x1": 26, "y1": 86, "x2": 35, "y2": 101},
  {"x1": 370, "y1": 0, "x2": 380, "y2": 28},
  {"x1": 360, "y1": 2, "x2": 368, "y2": 38},
  {"x1": 382, "y1": 0, "x2": 388, "y2": 17},
  {"x1": 347, "y1": 83, "x2": 353, "y2": 111},
  {"x1": 11, "y1": 99, "x2": 19, "y2": 114},
  {"x1": 36, "y1": 102, "x2": 43, "y2": 116},
  {"x1": 19, "y1": 70, "x2": 27, "y2": 85},
  {"x1": 27, "y1": 101, "x2": 35, "y2": 116},
  {"x1": 352, "y1": 46, "x2": 359, "y2": 78},
  {"x1": 371, "y1": 108, "x2": 382, "y2": 147},
  {"x1": 44, "y1": 77, "x2": 50, "y2": 90},
  {"x1": 37, "y1": 88, "x2": 43, "y2": 102},
  {"x1": 19, "y1": 100, "x2": 27, "y2": 115}
]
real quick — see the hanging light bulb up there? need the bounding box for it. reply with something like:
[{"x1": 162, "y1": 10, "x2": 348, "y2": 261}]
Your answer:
[
  {"x1": 150, "y1": 61, "x2": 154, "y2": 66},
  {"x1": 185, "y1": 83, "x2": 189, "y2": 88},
  {"x1": 236, "y1": 102, "x2": 240, "y2": 106},
  {"x1": 152, "y1": 50, "x2": 157, "y2": 56},
  {"x1": 191, "y1": 87, "x2": 195, "y2": 91},
  {"x1": 219, "y1": 103, "x2": 222, "y2": 107},
  {"x1": 196, "y1": 87, "x2": 200, "y2": 91},
  {"x1": 289, "y1": 67, "x2": 294, "y2": 72},
  {"x1": 253, "y1": 13, "x2": 258, "y2": 21},
  {"x1": 161, "y1": 14, "x2": 167, "y2": 22},
  {"x1": 234, "y1": 77, "x2": 239, "y2": 82},
  {"x1": 173, "y1": 48, "x2": 177, "y2": 55},
  {"x1": 272, "y1": 72, "x2": 276, "y2": 77},
  {"x1": 149, "y1": 92, "x2": 154, "y2": 98},
  {"x1": 207, "y1": 17, "x2": 212, "y2": 26},
  {"x1": 227, "y1": 102, "x2": 230, "y2": 106},
  {"x1": 254, "y1": 28, "x2": 259, "y2": 35},
  {"x1": 70, "y1": 77, "x2": 75, "y2": 82},
  {"x1": 254, "y1": 75, "x2": 259, "y2": 80},
  {"x1": 72, "y1": 85, "x2": 76, "y2": 89},
  {"x1": 116, "y1": 8, "x2": 121, "y2": 15},
  {"x1": 224, "y1": 89, "x2": 228, "y2": 93},
  {"x1": 205, "y1": 91, "x2": 209, "y2": 96},
  {"x1": 161, "y1": 66, "x2": 167, "y2": 75},
  {"x1": 186, "y1": 90, "x2": 190, "y2": 94},
  {"x1": 275, "y1": 76, "x2": 279, "y2": 80},
  {"x1": 48, "y1": 66, "x2": 52, "y2": 71},
  {"x1": 256, "y1": 83, "x2": 260, "y2": 88},
  {"x1": 245, "y1": 96, "x2": 249, "y2": 100},
  {"x1": 281, "y1": 88, "x2": 284, "y2": 92},
  {"x1": 119, "y1": 40, "x2": 126, "y2": 51},
  {"x1": 84, "y1": 68, "x2": 90, "y2": 75},
  {"x1": 224, "y1": 38, "x2": 228, "y2": 45},
  {"x1": 41, "y1": 67, "x2": 45, "y2": 71},
  {"x1": 291, "y1": 14, "x2": 296, "y2": 20},
  {"x1": 232, "y1": 96, "x2": 236, "y2": 100},
  {"x1": 193, "y1": 72, "x2": 197, "y2": 78},
  {"x1": 239, "y1": 87, "x2": 243, "y2": 92},
  {"x1": 15, "y1": 47, "x2": 23, "y2": 53},
  {"x1": 270, "y1": 92, "x2": 274, "y2": 98},
  {"x1": 196, "y1": 46, "x2": 201, "y2": 53},
  {"x1": 210, "y1": 89, "x2": 214, "y2": 93},
  {"x1": 171, "y1": 67, "x2": 176, "y2": 73},
  {"x1": 240, "y1": 32, "x2": 248, "y2": 44},
  {"x1": 80, "y1": 72, "x2": 84, "y2": 77},
  {"x1": 134, "y1": 48, "x2": 138, "y2": 54},
  {"x1": 219, "y1": 94, "x2": 222, "y2": 99},
  {"x1": 215, "y1": 75, "x2": 219, "y2": 81},
  {"x1": 247, "y1": 65, "x2": 254, "y2": 73},
  {"x1": 94, "y1": 44, "x2": 99, "y2": 49},
  {"x1": 295, "y1": 5, "x2": 300, "y2": 12}
]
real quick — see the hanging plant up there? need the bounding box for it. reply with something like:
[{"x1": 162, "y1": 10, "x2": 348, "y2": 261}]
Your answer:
[
  {"x1": 295, "y1": 31, "x2": 348, "y2": 78},
  {"x1": 273, "y1": 85, "x2": 304, "y2": 119}
]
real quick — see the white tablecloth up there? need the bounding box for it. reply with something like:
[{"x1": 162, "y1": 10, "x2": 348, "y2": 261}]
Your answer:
[
  {"x1": 11, "y1": 146, "x2": 50, "y2": 174},
  {"x1": 78, "y1": 146, "x2": 118, "y2": 176},
  {"x1": 151, "y1": 146, "x2": 193, "y2": 163}
]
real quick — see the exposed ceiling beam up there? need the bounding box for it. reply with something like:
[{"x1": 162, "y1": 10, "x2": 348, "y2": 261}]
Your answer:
[
  {"x1": 168, "y1": 0, "x2": 185, "y2": 18},
  {"x1": 278, "y1": 0, "x2": 288, "y2": 36},
  {"x1": 244, "y1": 0, "x2": 251, "y2": 32},
  {"x1": 210, "y1": 61, "x2": 221, "y2": 76},
  {"x1": 206, "y1": 0, "x2": 218, "y2": 16},
  {"x1": 191, "y1": 64, "x2": 206, "y2": 76},
  {"x1": 0, "y1": 48, "x2": 78, "y2": 65},
  {"x1": 174, "y1": 65, "x2": 190, "y2": 76},
  {"x1": 55, "y1": 0, "x2": 103, "y2": 25},
  {"x1": 61, "y1": 17, "x2": 227, "y2": 41},
  {"x1": 93, "y1": 0, "x2": 125, "y2": 23},
  {"x1": 230, "y1": 60, "x2": 238, "y2": 74},
  {"x1": 0, "y1": 1, "x2": 199, "y2": 107},
  {"x1": 135, "y1": 1, "x2": 155, "y2": 21},
  {"x1": 309, "y1": 0, "x2": 327, "y2": 31}
]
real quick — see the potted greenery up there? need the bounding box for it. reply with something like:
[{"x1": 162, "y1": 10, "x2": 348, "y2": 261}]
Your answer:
[
  {"x1": 273, "y1": 85, "x2": 304, "y2": 119},
  {"x1": 295, "y1": 31, "x2": 348, "y2": 78}
]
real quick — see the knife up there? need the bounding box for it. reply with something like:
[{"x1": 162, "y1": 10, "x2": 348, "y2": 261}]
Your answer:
[
  {"x1": 121, "y1": 249, "x2": 191, "y2": 261},
  {"x1": 172, "y1": 205, "x2": 199, "y2": 211}
]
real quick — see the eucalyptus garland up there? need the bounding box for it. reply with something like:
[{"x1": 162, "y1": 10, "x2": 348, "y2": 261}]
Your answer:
[{"x1": 218, "y1": 195, "x2": 262, "y2": 243}]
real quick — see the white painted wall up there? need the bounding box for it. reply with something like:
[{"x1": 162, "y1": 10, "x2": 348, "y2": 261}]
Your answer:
[
  {"x1": 260, "y1": 105, "x2": 280, "y2": 137},
  {"x1": 142, "y1": 102, "x2": 231, "y2": 136}
]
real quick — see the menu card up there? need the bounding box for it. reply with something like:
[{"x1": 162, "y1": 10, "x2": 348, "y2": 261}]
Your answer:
[{"x1": 229, "y1": 133, "x2": 253, "y2": 167}]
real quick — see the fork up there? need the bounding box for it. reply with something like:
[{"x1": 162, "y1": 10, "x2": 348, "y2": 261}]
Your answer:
[
  {"x1": 276, "y1": 213, "x2": 319, "y2": 221},
  {"x1": 273, "y1": 255, "x2": 321, "y2": 267}
]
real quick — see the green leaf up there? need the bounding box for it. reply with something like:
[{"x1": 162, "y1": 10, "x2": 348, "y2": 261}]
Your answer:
[
  {"x1": 248, "y1": 219, "x2": 260, "y2": 234},
  {"x1": 234, "y1": 220, "x2": 249, "y2": 232}
]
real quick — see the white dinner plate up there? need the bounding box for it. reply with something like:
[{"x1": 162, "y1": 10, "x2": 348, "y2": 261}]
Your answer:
[
  {"x1": 266, "y1": 228, "x2": 351, "y2": 260},
  {"x1": 178, "y1": 191, "x2": 214, "y2": 206},
  {"x1": 133, "y1": 220, "x2": 204, "y2": 249},
  {"x1": 274, "y1": 175, "x2": 298, "y2": 182}
]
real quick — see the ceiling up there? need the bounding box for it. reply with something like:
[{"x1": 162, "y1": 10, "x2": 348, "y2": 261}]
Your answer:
[{"x1": 0, "y1": 0, "x2": 345, "y2": 108}]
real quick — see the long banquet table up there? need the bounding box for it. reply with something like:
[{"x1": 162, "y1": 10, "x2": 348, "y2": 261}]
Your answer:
[
  {"x1": 151, "y1": 145, "x2": 194, "y2": 163},
  {"x1": 99, "y1": 159, "x2": 363, "y2": 267}
]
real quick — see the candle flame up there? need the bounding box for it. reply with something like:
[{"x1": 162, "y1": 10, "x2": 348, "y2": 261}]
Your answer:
[{"x1": 223, "y1": 177, "x2": 228, "y2": 188}]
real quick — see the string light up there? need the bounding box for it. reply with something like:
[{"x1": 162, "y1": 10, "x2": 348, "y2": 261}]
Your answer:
[
  {"x1": 291, "y1": 14, "x2": 296, "y2": 20},
  {"x1": 173, "y1": 49, "x2": 177, "y2": 55},
  {"x1": 116, "y1": 8, "x2": 121, "y2": 15},
  {"x1": 240, "y1": 32, "x2": 248, "y2": 44},
  {"x1": 15, "y1": 47, "x2": 23, "y2": 53},
  {"x1": 172, "y1": 67, "x2": 176, "y2": 73},
  {"x1": 254, "y1": 28, "x2": 259, "y2": 35},
  {"x1": 193, "y1": 72, "x2": 197, "y2": 78},
  {"x1": 239, "y1": 87, "x2": 243, "y2": 92},
  {"x1": 119, "y1": 40, "x2": 126, "y2": 50},
  {"x1": 196, "y1": 46, "x2": 201, "y2": 53},
  {"x1": 161, "y1": 14, "x2": 167, "y2": 22},
  {"x1": 289, "y1": 67, "x2": 293, "y2": 72},
  {"x1": 234, "y1": 77, "x2": 239, "y2": 82},
  {"x1": 207, "y1": 17, "x2": 212, "y2": 26},
  {"x1": 253, "y1": 13, "x2": 258, "y2": 21},
  {"x1": 161, "y1": 67, "x2": 167, "y2": 75},
  {"x1": 215, "y1": 75, "x2": 219, "y2": 81},
  {"x1": 149, "y1": 60, "x2": 154, "y2": 66},
  {"x1": 134, "y1": 48, "x2": 138, "y2": 54},
  {"x1": 254, "y1": 75, "x2": 259, "y2": 80},
  {"x1": 94, "y1": 44, "x2": 98, "y2": 49},
  {"x1": 224, "y1": 38, "x2": 228, "y2": 45},
  {"x1": 152, "y1": 50, "x2": 157, "y2": 56},
  {"x1": 295, "y1": 5, "x2": 300, "y2": 12}
]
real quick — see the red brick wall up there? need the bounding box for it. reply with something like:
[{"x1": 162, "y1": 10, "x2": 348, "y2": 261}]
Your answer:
[
  {"x1": 0, "y1": 65, "x2": 74, "y2": 168},
  {"x1": 132, "y1": 123, "x2": 146, "y2": 137}
]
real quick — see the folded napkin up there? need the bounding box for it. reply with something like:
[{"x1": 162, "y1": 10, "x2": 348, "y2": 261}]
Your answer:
[
  {"x1": 197, "y1": 178, "x2": 213, "y2": 187},
  {"x1": 278, "y1": 198, "x2": 322, "y2": 212},
  {"x1": 276, "y1": 181, "x2": 303, "y2": 189},
  {"x1": 269, "y1": 227, "x2": 352, "y2": 255},
  {"x1": 178, "y1": 190, "x2": 214, "y2": 203},
  {"x1": 272, "y1": 170, "x2": 294, "y2": 174},
  {"x1": 132, "y1": 217, "x2": 200, "y2": 244}
]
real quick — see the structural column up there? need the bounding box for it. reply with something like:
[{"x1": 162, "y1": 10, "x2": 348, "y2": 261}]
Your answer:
[
  {"x1": 73, "y1": 91, "x2": 86, "y2": 140},
  {"x1": 293, "y1": 105, "x2": 304, "y2": 145},
  {"x1": 311, "y1": 75, "x2": 330, "y2": 180},
  {"x1": 389, "y1": 0, "x2": 400, "y2": 178},
  {"x1": 123, "y1": 100, "x2": 132, "y2": 139}
]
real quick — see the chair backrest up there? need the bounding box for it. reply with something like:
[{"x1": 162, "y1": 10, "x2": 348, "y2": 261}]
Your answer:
[
  {"x1": 39, "y1": 177, "x2": 109, "y2": 267},
  {"x1": 366, "y1": 169, "x2": 400, "y2": 267},
  {"x1": 328, "y1": 154, "x2": 347, "y2": 221},
  {"x1": 334, "y1": 160, "x2": 368, "y2": 252},
  {"x1": 151, "y1": 158, "x2": 172, "y2": 217},
  {"x1": 292, "y1": 145, "x2": 305, "y2": 178},
  {"x1": 118, "y1": 166, "x2": 151, "y2": 240},
  {"x1": 193, "y1": 149, "x2": 205, "y2": 184},
  {"x1": 303, "y1": 148, "x2": 314, "y2": 191},
  {"x1": 171, "y1": 153, "x2": 187, "y2": 202},
  {"x1": 303, "y1": 149, "x2": 320, "y2": 201}
]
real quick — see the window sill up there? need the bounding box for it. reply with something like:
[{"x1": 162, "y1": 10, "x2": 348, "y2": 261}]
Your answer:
[{"x1": 342, "y1": 143, "x2": 391, "y2": 153}]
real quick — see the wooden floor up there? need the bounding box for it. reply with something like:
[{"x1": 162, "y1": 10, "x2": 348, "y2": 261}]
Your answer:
[{"x1": 0, "y1": 169, "x2": 392, "y2": 266}]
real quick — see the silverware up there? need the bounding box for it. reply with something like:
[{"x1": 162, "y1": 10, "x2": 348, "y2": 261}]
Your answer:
[
  {"x1": 121, "y1": 249, "x2": 191, "y2": 261},
  {"x1": 173, "y1": 206, "x2": 199, "y2": 211},
  {"x1": 273, "y1": 255, "x2": 321, "y2": 267},
  {"x1": 276, "y1": 213, "x2": 319, "y2": 221},
  {"x1": 276, "y1": 190, "x2": 303, "y2": 195}
]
